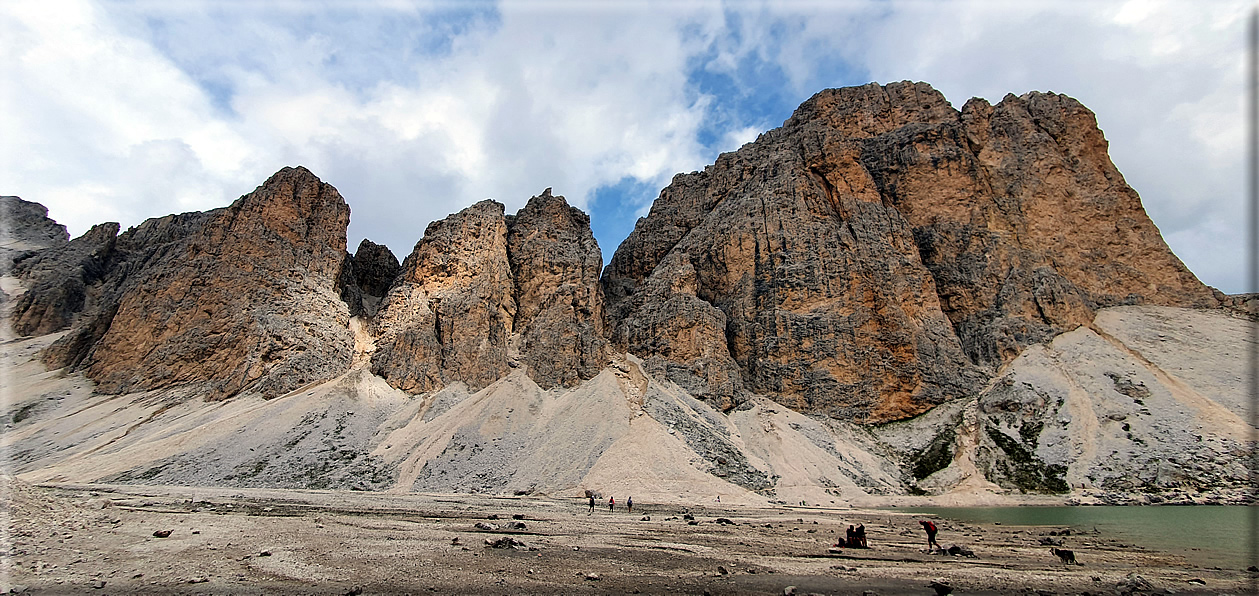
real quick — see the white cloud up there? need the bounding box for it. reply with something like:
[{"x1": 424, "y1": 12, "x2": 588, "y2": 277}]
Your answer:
[
  {"x1": 0, "y1": 0, "x2": 1247, "y2": 294},
  {"x1": 2, "y1": 0, "x2": 728, "y2": 259}
]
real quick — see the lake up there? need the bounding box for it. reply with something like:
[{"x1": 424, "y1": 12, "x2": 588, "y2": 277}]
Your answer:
[{"x1": 895, "y1": 506, "x2": 1257, "y2": 571}]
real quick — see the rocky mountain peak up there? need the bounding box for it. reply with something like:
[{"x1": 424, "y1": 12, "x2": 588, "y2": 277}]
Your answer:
[
  {"x1": 371, "y1": 190, "x2": 609, "y2": 393},
  {"x1": 506, "y1": 189, "x2": 608, "y2": 388},
  {"x1": 604, "y1": 80, "x2": 1216, "y2": 423},
  {"x1": 7, "y1": 166, "x2": 355, "y2": 401},
  {"x1": 0, "y1": 196, "x2": 69, "y2": 253},
  {"x1": 784, "y1": 81, "x2": 957, "y2": 138}
]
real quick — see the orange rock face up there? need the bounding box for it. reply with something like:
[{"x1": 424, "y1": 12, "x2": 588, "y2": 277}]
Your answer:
[
  {"x1": 372, "y1": 200, "x2": 516, "y2": 393},
  {"x1": 604, "y1": 82, "x2": 1215, "y2": 423},
  {"x1": 79, "y1": 167, "x2": 355, "y2": 400},
  {"x1": 372, "y1": 190, "x2": 609, "y2": 393},
  {"x1": 506, "y1": 189, "x2": 610, "y2": 388}
]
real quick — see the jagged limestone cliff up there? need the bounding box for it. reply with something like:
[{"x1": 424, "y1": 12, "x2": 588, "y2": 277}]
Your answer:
[{"x1": 2, "y1": 82, "x2": 1249, "y2": 502}]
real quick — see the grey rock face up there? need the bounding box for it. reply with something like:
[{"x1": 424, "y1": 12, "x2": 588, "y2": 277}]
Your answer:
[
  {"x1": 8, "y1": 222, "x2": 118, "y2": 337},
  {"x1": 1, "y1": 196, "x2": 69, "y2": 256},
  {"x1": 351, "y1": 239, "x2": 400, "y2": 298},
  {"x1": 339, "y1": 239, "x2": 400, "y2": 317}
]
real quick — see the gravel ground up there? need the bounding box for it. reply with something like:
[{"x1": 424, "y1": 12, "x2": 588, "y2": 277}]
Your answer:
[{"x1": 4, "y1": 478, "x2": 1253, "y2": 595}]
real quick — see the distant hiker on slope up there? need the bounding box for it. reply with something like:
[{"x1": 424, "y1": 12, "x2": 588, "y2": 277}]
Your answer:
[
  {"x1": 626, "y1": 496, "x2": 633, "y2": 514},
  {"x1": 920, "y1": 520, "x2": 940, "y2": 553},
  {"x1": 608, "y1": 496, "x2": 615, "y2": 512},
  {"x1": 588, "y1": 495, "x2": 595, "y2": 514}
]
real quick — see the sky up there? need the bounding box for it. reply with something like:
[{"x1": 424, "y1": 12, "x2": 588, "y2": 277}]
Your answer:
[{"x1": 1, "y1": 0, "x2": 1250, "y2": 294}]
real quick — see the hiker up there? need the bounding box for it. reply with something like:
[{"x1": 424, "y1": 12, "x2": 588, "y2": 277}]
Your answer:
[
  {"x1": 608, "y1": 496, "x2": 615, "y2": 512},
  {"x1": 626, "y1": 496, "x2": 633, "y2": 514},
  {"x1": 920, "y1": 520, "x2": 940, "y2": 552},
  {"x1": 855, "y1": 523, "x2": 867, "y2": 548},
  {"x1": 846, "y1": 525, "x2": 856, "y2": 547},
  {"x1": 588, "y1": 495, "x2": 595, "y2": 514}
]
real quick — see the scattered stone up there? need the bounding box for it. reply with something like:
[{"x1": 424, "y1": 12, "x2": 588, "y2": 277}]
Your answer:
[
  {"x1": 90, "y1": 580, "x2": 105, "y2": 589},
  {"x1": 946, "y1": 544, "x2": 976, "y2": 557},
  {"x1": 640, "y1": 516, "x2": 650, "y2": 521},
  {"x1": 717, "y1": 566, "x2": 729, "y2": 575},
  {"x1": 1186, "y1": 578, "x2": 1205, "y2": 585},
  {"x1": 1117, "y1": 573, "x2": 1156, "y2": 595},
  {"x1": 715, "y1": 518, "x2": 735, "y2": 525},
  {"x1": 1039, "y1": 537, "x2": 1063, "y2": 546},
  {"x1": 504, "y1": 521, "x2": 527, "y2": 531},
  {"x1": 485, "y1": 537, "x2": 528, "y2": 550},
  {"x1": 186, "y1": 577, "x2": 208, "y2": 584},
  {"x1": 584, "y1": 573, "x2": 600, "y2": 581},
  {"x1": 927, "y1": 580, "x2": 953, "y2": 595},
  {"x1": 152, "y1": 530, "x2": 172, "y2": 538},
  {"x1": 512, "y1": 514, "x2": 525, "y2": 520},
  {"x1": 258, "y1": 551, "x2": 272, "y2": 557},
  {"x1": 487, "y1": 514, "x2": 500, "y2": 520},
  {"x1": 474, "y1": 522, "x2": 499, "y2": 531},
  {"x1": 343, "y1": 587, "x2": 364, "y2": 596},
  {"x1": 783, "y1": 586, "x2": 797, "y2": 596},
  {"x1": 683, "y1": 514, "x2": 695, "y2": 521}
]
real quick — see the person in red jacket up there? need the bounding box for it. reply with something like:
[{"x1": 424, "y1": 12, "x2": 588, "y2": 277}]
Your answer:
[
  {"x1": 920, "y1": 520, "x2": 940, "y2": 552},
  {"x1": 608, "y1": 496, "x2": 615, "y2": 512}
]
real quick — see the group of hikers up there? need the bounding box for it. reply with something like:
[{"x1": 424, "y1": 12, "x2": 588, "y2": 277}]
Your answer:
[
  {"x1": 833, "y1": 519, "x2": 942, "y2": 552},
  {"x1": 588, "y1": 495, "x2": 632, "y2": 514},
  {"x1": 835, "y1": 523, "x2": 867, "y2": 548},
  {"x1": 580, "y1": 494, "x2": 943, "y2": 554}
]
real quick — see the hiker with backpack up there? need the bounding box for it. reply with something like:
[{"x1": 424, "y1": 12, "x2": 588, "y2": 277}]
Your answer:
[{"x1": 920, "y1": 520, "x2": 941, "y2": 553}]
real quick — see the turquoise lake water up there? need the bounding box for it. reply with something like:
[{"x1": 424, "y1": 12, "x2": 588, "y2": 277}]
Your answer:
[{"x1": 894, "y1": 506, "x2": 1257, "y2": 571}]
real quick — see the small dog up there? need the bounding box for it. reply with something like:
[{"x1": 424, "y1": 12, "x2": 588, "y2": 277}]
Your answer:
[{"x1": 1051, "y1": 547, "x2": 1078, "y2": 565}]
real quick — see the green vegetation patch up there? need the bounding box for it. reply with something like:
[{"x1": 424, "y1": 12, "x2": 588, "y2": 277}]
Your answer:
[
  {"x1": 985, "y1": 428, "x2": 1069, "y2": 493},
  {"x1": 910, "y1": 426, "x2": 956, "y2": 480}
]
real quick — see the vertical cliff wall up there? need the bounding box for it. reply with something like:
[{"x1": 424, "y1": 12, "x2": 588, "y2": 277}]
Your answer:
[{"x1": 603, "y1": 81, "x2": 1216, "y2": 423}]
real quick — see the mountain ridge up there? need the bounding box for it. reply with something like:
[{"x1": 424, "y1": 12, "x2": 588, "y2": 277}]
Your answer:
[{"x1": 1, "y1": 81, "x2": 1252, "y2": 504}]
